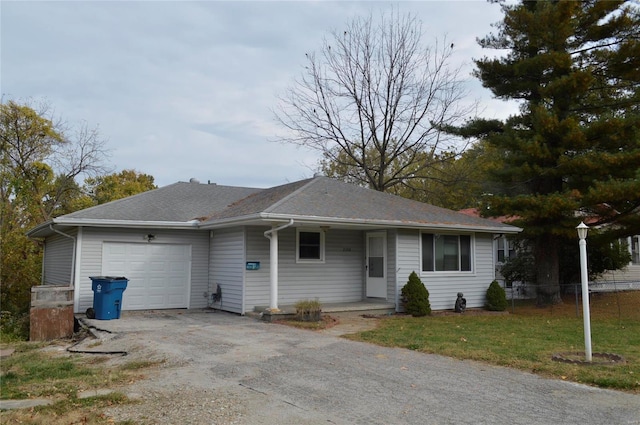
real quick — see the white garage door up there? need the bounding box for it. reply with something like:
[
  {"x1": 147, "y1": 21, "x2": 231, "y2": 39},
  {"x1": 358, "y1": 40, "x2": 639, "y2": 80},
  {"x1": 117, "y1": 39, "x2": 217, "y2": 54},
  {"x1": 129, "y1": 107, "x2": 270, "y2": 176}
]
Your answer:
[{"x1": 102, "y1": 242, "x2": 191, "y2": 310}]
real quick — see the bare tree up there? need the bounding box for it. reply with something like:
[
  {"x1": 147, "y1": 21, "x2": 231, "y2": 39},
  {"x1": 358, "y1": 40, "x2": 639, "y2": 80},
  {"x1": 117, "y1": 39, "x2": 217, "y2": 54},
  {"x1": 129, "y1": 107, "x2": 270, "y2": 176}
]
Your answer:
[{"x1": 274, "y1": 9, "x2": 475, "y2": 191}]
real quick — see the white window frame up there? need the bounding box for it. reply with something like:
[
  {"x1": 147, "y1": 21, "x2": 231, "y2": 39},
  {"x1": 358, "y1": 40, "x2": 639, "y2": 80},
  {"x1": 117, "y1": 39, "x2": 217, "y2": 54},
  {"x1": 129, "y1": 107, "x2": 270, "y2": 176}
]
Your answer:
[
  {"x1": 296, "y1": 228, "x2": 325, "y2": 263},
  {"x1": 631, "y1": 235, "x2": 639, "y2": 265},
  {"x1": 420, "y1": 232, "x2": 474, "y2": 274},
  {"x1": 496, "y1": 235, "x2": 516, "y2": 264}
]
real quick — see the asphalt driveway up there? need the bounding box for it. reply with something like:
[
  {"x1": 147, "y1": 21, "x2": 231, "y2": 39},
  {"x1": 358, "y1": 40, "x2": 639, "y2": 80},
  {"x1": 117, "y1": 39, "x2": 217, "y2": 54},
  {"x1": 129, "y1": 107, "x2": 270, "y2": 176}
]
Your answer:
[{"x1": 80, "y1": 310, "x2": 640, "y2": 425}]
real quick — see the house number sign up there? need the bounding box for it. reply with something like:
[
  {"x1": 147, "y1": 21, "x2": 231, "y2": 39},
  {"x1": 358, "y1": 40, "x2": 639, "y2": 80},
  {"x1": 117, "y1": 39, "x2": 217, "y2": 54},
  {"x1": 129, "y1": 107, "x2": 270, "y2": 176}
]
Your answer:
[{"x1": 246, "y1": 262, "x2": 260, "y2": 270}]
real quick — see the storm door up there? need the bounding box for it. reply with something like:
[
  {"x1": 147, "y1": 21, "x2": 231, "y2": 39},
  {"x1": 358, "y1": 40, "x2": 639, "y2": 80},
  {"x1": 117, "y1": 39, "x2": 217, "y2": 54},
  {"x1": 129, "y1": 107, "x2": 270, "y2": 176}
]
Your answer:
[{"x1": 366, "y1": 232, "x2": 387, "y2": 298}]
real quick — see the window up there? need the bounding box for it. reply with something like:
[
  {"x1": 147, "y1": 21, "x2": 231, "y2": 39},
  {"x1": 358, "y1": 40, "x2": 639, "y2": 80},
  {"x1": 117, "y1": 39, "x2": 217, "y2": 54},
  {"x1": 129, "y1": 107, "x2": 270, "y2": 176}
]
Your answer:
[
  {"x1": 497, "y1": 236, "x2": 516, "y2": 263},
  {"x1": 422, "y1": 233, "x2": 472, "y2": 272},
  {"x1": 297, "y1": 229, "x2": 325, "y2": 262},
  {"x1": 632, "y1": 236, "x2": 639, "y2": 265},
  {"x1": 618, "y1": 236, "x2": 639, "y2": 265}
]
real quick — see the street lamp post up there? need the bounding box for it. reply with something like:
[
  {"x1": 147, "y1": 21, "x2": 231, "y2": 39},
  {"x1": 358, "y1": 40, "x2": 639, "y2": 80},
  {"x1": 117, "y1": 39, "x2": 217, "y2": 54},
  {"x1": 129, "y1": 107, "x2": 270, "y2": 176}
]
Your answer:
[{"x1": 577, "y1": 222, "x2": 592, "y2": 362}]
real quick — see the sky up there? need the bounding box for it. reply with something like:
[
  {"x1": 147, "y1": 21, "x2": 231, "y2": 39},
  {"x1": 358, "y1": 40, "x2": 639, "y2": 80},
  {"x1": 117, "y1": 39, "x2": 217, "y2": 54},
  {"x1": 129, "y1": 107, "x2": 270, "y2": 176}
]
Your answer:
[{"x1": 1, "y1": 0, "x2": 518, "y2": 189}]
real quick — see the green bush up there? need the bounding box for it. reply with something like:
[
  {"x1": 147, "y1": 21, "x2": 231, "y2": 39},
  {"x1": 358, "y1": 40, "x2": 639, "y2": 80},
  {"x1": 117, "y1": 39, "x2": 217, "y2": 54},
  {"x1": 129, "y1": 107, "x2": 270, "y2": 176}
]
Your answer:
[
  {"x1": 401, "y1": 271, "x2": 431, "y2": 317},
  {"x1": 0, "y1": 311, "x2": 30, "y2": 342},
  {"x1": 486, "y1": 280, "x2": 508, "y2": 311}
]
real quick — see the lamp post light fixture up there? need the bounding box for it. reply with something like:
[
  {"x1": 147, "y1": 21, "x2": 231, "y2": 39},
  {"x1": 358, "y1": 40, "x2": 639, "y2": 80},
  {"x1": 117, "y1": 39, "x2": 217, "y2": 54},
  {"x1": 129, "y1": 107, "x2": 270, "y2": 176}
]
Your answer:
[{"x1": 576, "y1": 222, "x2": 592, "y2": 362}]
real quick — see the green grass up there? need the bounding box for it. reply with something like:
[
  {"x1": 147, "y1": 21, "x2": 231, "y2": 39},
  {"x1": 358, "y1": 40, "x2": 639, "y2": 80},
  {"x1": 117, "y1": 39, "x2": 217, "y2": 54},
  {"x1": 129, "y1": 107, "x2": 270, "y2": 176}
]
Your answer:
[
  {"x1": 0, "y1": 342, "x2": 160, "y2": 424},
  {"x1": 346, "y1": 292, "x2": 640, "y2": 392}
]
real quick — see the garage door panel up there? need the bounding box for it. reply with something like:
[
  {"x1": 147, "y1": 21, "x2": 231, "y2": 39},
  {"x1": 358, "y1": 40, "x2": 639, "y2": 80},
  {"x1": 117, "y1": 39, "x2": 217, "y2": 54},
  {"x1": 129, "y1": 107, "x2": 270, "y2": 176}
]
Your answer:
[
  {"x1": 102, "y1": 242, "x2": 191, "y2": 310},
  {"x1": 147, "y1": 295, "x2": 167, "y2": 309}
]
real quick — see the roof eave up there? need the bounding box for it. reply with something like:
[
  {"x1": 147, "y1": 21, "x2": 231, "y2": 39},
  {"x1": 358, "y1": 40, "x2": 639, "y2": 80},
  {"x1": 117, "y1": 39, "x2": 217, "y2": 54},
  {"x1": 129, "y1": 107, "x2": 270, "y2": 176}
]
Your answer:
[
  {"x1": 258, "y1": 213, "x2": 522, "y2": 233},
  {"x1": 26, "y1": 220, "x2": 55, "y2": 238},
  {"x1": 199, "y1": 214, "x2": 282, "y2": 229},
  {"x1": 51, "y1": 217, "x2": 200, "y2": 230}
]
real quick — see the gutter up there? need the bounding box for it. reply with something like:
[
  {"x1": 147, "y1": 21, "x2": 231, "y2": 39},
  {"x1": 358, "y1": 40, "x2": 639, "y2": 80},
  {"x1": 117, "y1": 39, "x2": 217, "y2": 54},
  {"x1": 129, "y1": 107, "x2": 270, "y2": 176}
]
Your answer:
[
  {"x1": 259, "y1": 213, "x2": 523, "y2": 234},
  {"x1": 264, "y1": 219, "x2": 295, "y2": 239},
  {"x1": 49, "y1": 225, "x2": 76, "y2": 288},
  {"x1": 53, "y1": 218, "x2": 200, "y2": 229}
]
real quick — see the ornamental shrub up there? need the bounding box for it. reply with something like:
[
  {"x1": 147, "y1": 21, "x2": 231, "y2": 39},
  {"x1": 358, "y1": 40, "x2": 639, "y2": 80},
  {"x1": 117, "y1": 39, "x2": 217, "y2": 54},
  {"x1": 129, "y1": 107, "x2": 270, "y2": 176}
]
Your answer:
[
  {"x1": 486, "y1": 280, "x2": 508, "y2": 311},
  {"x1": 401, "y1": 271, "x2": 431, "y2": 317}
]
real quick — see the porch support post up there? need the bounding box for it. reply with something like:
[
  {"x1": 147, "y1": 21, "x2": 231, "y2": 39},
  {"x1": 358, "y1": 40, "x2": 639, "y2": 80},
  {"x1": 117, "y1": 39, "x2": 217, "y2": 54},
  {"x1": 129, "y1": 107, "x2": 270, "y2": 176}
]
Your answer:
[
  {"x1": 269, "y1": 227, "x2": 279, "y2": 311},
  {"x1": 263, "y1": 219, "x2": 294, "y2": 313}
]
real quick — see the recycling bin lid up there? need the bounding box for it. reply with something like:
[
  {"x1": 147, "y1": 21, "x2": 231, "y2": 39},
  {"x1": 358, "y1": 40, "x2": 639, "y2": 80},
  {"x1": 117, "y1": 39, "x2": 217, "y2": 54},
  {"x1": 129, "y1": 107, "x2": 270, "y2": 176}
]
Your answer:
[{"x1": 89, "y1": 276, "x2": 128, "y2": 281}]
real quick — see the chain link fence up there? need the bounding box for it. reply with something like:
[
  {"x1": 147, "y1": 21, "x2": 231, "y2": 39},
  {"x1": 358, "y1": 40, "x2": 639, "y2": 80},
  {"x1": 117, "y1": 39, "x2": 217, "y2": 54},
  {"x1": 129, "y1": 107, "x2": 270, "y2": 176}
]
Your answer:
[{"x1": 504, "y1": 281, "x2": 640, "y2": 321}]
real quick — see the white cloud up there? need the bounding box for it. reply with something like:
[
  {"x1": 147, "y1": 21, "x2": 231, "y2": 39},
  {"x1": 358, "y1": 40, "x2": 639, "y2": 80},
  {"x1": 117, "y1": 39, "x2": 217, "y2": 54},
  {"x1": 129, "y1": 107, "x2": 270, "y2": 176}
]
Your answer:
[{"x1": 2, "y1": 0, "x2": 516, "y2": 188}]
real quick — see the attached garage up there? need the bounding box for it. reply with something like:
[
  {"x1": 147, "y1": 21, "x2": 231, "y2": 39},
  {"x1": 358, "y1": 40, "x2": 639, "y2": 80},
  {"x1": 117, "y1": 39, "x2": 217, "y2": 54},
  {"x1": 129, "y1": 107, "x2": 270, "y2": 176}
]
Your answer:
[{"x1": 101, "y1": 242, "x2": 192, "y2": 310}]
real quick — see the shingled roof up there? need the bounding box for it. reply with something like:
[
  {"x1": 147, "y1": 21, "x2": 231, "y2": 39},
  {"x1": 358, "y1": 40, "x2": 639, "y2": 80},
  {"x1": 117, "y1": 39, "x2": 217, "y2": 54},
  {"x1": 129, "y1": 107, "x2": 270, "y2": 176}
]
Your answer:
[
  {"x1": 30, "y1": 176, "x2": 521, "y2": 235},
  {"x1": 59, "y1": 181, "x2": 262, "y2": 222},
  {"x1": 201, "y1": 177, "x2": 520, "y2": 232}
]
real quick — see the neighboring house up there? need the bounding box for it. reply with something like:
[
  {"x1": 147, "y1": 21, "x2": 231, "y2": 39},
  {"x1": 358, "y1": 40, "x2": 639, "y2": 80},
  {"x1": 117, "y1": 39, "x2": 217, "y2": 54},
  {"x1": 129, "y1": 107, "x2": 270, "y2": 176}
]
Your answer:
[
  {"x1": 459, "y1": 207, "x2": 640, "y2": 295},
  {"x1": 596, "y1": 235, "x2": 640, "y2": 289},
  {"x1": 458, "y1": 208, "x2": 532, "y2": 299},
  {"x1": 27, "y1": 176, "x2": 521, "y2": 315}
]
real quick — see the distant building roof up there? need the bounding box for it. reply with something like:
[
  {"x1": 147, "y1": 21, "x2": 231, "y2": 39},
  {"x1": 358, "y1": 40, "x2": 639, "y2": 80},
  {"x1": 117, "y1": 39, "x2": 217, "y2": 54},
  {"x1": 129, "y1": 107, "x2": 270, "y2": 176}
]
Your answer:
[{"x1": 458, "y1": 207, "x2": 519, "y2": 224}]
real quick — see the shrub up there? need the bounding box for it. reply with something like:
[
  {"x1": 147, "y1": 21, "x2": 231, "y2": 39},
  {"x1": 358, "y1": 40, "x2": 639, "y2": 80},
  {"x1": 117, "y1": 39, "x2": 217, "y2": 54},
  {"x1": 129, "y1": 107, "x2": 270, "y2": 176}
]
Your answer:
[
  {"x1": 486, "y1": 280, "x2": 508, "y2": 311},
  {"x1": 294, "y1": 299, "x2": 322, "y2": 322},
  {"x1": 0, "y1": 311, "x2": 30, "y2": 342},
  {"x1": 401, "y1": 271, "x2": 431, "y2": 317}
]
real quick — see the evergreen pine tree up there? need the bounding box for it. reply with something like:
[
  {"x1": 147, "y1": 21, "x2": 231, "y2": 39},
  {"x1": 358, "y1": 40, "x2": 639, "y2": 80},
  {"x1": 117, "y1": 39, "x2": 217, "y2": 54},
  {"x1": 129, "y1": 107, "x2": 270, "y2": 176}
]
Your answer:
[{"x1": 452, "y1": 1, "x2": 640, "y2": 305}]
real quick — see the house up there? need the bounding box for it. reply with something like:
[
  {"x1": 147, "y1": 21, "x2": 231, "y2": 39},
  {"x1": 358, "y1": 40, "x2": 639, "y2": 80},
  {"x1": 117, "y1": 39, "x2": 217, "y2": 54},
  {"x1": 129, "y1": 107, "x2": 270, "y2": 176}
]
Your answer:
[
  {"x1": 596, "y1": 235, "x2": 640, "y2": 289},
  {"x1": 457, "y1": 208, "x2": 531, "y2": 299},
  {"x1": 27, "y1": 176, "x2": 522, "y2": 315},
  {"x1": 459, "y1": 207, "x2": 640, "y2": 295}
]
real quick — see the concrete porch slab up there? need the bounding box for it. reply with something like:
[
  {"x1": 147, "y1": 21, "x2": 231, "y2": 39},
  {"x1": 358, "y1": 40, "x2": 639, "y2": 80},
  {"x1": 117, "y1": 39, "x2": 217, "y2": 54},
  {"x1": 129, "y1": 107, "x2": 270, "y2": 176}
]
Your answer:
[{"x1": 254, "y1": 300, "x2": 396, "y2": 322}]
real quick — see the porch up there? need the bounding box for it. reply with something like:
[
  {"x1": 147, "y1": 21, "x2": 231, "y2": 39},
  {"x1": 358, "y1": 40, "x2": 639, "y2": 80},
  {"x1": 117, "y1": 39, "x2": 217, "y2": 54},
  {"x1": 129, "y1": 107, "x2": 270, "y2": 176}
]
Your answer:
[{"x1": 253, "y1": 299, "x2": 396, "y2": 322}]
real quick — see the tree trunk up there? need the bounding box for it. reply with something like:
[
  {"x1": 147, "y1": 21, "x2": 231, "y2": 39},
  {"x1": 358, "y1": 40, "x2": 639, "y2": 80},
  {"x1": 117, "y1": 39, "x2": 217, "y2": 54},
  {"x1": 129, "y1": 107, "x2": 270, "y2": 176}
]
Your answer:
[{"x1": 535, "y1": 234, "x2": 562, "y2": 306}]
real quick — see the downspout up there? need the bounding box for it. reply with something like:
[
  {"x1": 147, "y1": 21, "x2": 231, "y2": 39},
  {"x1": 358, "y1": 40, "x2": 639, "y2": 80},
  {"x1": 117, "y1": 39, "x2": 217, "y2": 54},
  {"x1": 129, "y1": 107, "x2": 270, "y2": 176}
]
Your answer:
[
  {"x1": 50, "y1": 224, "x2": 76, "y2": 288},
  {"x1": 263, "y1": 219, "x2": 294, "y2": 311},
  {"x1": 263, "y1": 219, "x2": 295, "y2": 239}
]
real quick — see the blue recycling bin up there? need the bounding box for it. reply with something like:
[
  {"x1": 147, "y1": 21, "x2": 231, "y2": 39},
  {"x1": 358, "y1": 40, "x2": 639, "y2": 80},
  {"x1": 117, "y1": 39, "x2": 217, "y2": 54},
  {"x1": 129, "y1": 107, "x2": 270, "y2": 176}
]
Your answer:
[{"x1": 89, "y1": 276, "x2": 128, "y2": 320}]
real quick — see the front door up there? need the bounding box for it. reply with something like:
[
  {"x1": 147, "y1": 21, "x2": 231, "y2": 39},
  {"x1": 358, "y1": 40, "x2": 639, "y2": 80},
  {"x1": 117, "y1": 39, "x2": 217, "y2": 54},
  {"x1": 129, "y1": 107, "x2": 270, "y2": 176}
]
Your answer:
[{"x1": 366, "y1": 232, "x2": 387, "y2": 298}]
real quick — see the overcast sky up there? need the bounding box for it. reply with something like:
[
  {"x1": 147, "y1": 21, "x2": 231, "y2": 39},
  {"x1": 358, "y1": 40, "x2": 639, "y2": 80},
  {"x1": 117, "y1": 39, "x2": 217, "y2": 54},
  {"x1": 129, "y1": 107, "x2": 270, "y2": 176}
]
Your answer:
[{"x1": 2, "y1": 1, "x2": 517, "y2": 189}]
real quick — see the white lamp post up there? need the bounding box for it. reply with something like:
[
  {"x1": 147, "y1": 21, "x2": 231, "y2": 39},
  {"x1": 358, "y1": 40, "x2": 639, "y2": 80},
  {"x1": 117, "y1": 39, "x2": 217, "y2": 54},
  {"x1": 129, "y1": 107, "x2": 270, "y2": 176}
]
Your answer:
[{"x1": 577, "y1": 222, "x2": 592, "y2": 362}]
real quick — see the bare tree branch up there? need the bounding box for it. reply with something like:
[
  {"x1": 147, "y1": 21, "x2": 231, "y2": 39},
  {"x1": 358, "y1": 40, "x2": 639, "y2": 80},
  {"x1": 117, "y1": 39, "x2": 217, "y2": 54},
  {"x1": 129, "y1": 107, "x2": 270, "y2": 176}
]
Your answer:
[{"x1": 274, "y1": 9, "x2": 476, "y2": 191}]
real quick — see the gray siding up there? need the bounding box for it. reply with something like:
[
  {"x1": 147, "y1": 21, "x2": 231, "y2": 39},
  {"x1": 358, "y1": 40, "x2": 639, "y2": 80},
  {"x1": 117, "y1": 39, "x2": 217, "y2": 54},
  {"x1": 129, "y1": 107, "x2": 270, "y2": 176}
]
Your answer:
[
  {"x1": 43, "y1": 231, "x2": 76, "y2": 285},
  {"x1": 245, "y1": 227, "x2": 365, "y2": 312},
  {"x1": 77, "y1": 228, "x2": 209, "y2": 313},
  {"x1": 600, "y1": 265, "x2": 640, "y2": 282},
  {"x1": 210, "y1": 228, "x2": 245, "y2": 314},
  {"x1": 396, "y1": 230, "x2": 495, "y2": 311}
]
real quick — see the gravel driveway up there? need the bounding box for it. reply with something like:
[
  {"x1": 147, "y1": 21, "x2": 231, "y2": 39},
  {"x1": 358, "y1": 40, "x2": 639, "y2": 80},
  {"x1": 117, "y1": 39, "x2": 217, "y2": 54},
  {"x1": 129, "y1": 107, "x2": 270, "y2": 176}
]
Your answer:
[{"x1": 77, "y1": 310, "x2": 640, "y2": 425}]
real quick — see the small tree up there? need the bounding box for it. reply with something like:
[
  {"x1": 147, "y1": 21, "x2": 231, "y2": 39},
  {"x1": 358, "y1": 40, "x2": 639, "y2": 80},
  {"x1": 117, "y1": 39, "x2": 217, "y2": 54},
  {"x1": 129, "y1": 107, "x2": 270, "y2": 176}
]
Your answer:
[
  {"x1": 401, "y1": 271, "x2": 431, "y2": 317},
  {"x1": 486, "y1": 280, "x2": 508, "y2": 312}
]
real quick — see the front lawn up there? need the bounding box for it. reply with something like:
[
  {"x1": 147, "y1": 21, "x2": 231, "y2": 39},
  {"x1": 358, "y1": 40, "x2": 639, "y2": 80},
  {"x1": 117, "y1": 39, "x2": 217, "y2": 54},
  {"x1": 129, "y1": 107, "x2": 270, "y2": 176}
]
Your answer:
[
  {"x1": 345, "y1": 291, "x2": 640, "y2": 392},
  {"x1": 0, "y1": 342, "x2": 161, "y2": 424}
]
